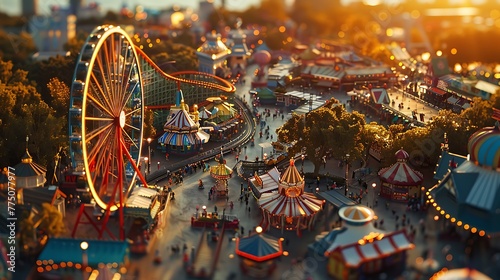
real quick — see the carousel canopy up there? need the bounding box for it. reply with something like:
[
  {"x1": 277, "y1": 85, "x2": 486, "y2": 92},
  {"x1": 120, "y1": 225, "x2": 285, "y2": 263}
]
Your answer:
[
  {"x1": 210, "y1": 160, "x2": 233, "y2": 180},
  {"x1": 378, "y1": 149, "x2": 423, "y2": 186},
  {"x1": 468, "y1": 123, "x2": 500, "y2": 169},
  {"x1": 235, "y1": 233, "x2": 283, "y2": 262},
  {"x1": 259, "y1": 192, "x2": 323, "y2": 217},
  {"x1": 14, "y1": 150, "x2": 46, "y2": 177},
  {"x1": 279, "y1": 159, "x2": 304, "y2": 188}
]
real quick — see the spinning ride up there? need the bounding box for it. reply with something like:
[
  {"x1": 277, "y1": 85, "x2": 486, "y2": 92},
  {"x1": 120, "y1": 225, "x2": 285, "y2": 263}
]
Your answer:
[
  {"x1": 210, "y1": 149, "x2": 233, "y2": 198},
  {"x1": 69, "y1": 25, "x2": 148, "y2": 239}
]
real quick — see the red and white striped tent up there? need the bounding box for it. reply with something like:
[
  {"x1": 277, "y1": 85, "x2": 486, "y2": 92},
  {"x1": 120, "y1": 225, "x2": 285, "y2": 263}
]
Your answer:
[
  {"x1": 258, "y1": 159, "x2": 324, "y2": 235},
  {"x1": 378, "y1": 149, "x2": 423, "y2": 186},
  {"x1": 326, "y1": 230, "x2": 414, "y2": 269},
  {"x1": 378, "y1": 148, "x2": 423, "y2": 201}
]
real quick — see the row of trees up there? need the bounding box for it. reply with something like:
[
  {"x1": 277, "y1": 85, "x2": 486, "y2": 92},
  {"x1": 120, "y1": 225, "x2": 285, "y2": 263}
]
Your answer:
[{"x1": 277, "y1": 95, "x2": 500, "y2": 176}]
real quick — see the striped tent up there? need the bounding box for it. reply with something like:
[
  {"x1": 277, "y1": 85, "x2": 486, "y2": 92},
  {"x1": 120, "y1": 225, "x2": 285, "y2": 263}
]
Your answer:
[
  {"x1": 378, "y1": 149, "x2": 423, "y2": 186},
  {"x1": 164, "y1": 110, "x2": 199, "y2": 132},
  {"x1": 258, "y1": 159, "x2": 324, "y2": 234},
  {"x1": 160, "y1": 109, "x2": 210, "y2": 148},
  {"x1": 259, "y1": 192, "x2": 324, "y2": 217},
  {"x1": 158, "y1": 131, "x2": 209, "y2": 146}
]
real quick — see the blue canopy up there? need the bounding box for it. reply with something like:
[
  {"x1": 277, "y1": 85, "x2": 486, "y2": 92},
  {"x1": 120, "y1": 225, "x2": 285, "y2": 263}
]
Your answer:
[
  {"x1": 236, "y1": 233, "x2": 282, "y2": 262},
  {"x1": 37, "y1": 238, "x2": 129, "y2": 267}
]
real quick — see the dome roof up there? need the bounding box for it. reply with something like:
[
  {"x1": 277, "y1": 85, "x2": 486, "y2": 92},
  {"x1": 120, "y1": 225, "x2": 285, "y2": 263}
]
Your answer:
[
  {"x1": 253, "y1": 50, "x2": 271, "y2": 65},
  {"x1": 197, "y1": 32, "x2": 229, "y2": 55},
  {"x1": 338, "y1": 205, "x2": 374, "y2": 224},
  {"x1": 395, "y1": 148, "x2": 409, "y2": 161},
  {"x1": 468, "y1": 124, "x2": 500, "y2": 169}
]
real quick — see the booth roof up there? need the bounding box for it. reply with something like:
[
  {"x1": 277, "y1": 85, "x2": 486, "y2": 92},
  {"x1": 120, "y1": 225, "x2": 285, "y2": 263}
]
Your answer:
[{"x1": 37, "y1": 238, "x2": 129, "y2": 267}]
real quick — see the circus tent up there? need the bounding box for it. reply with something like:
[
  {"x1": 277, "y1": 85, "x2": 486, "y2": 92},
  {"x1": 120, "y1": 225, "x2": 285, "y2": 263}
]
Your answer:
[
  {"x1": 378, "y1": 148, "x2": 423, "y2": 201},
  {"x1": 258, "y1": 159, "x2": 324, "y2": 235},
  {"x1": 159, "y1": 100, "x2": 210, "y2": 154}
]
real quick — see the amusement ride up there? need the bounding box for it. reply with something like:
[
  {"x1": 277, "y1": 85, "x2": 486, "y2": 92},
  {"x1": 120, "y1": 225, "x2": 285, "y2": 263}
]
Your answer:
[{"x1": 68, "y1": 25, "x2": 236, "y2": 240}]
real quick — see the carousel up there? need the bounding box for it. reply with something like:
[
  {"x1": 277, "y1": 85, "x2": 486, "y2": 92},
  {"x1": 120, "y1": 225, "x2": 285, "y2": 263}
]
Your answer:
[
  {"x1": 159, "y1": 91, "x2": 210, "y2": 155},
  {"x1": 235, "y1": 226, "x2": 283, "y2": 278},
  {"x1": 378, "y1": 148, "x2": 423, "y2": 201},
  {"x1": 209, "y1": 149, "x2": 233, "y2": 198},
  {"x1": 258, "y1": 159, "x2": 324, "y2": 236}
]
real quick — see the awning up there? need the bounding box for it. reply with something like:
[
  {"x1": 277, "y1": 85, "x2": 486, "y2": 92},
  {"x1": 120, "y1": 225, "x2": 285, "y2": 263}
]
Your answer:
[
  {"x1": 317, "y1": 80, "x2": 334, "y2": 87},
  {"x1": 37, "y1": 238, "x2": 129, "y2": 268},
  {"x1": 315, "y1": 190, "x2": 356, "y2": 208},
  {"x1": 259, "y1": 142, "x2": 274, "y2": 149},
  {"x1": 429, "y1": 86, "x2": 447, "y2": 96},
  {"x1": 249, "y1": 167, "x2": 280, "y2": 198},
  {"x1": 447, "y1": 96, "x2": 459, "y2": 104},
  {"x1": 338, "y1": 230, "x2": 414, "y2": 268}
]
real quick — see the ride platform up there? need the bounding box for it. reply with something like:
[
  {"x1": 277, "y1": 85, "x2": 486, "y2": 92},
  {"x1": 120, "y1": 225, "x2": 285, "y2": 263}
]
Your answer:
[{"x1": 190, "y1": 213, "x2": 239, "y2": 230}]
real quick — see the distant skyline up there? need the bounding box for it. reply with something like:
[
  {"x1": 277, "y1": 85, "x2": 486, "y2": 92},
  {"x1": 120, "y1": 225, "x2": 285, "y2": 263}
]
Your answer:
[
  {"x1": 0, "y1": 0, "x2": 495, "y2": 17},
  {"x1": 0, "y1": 0, "x2": 406, "y2": 17}
]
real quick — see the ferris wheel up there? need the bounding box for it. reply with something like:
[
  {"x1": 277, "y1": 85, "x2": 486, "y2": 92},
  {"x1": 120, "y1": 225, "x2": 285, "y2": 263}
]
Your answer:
[{"x1": 68, "y1": 25, "x2": 145, "y2": 216}]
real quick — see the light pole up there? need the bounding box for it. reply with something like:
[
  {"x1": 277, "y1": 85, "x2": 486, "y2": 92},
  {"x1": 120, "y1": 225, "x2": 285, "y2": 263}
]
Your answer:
[
  {"x1": 301, "y1": 154, "x2": 305, "y2": 172},
  {"x1": 147, "y1": 137, "x2": 152, "y2": 174},
  {"x1": 344, "y1": 154, "x2": 350, "y2": 196},
  {"x1": 144, "y1": 157, "x2": 149, "y2": 175},
  {"x1": 372, "y1": 182, "x2": 377, "y2": 208},
  {"x1": 80, "y1": 241, "x2": 89, "y2": 279}
]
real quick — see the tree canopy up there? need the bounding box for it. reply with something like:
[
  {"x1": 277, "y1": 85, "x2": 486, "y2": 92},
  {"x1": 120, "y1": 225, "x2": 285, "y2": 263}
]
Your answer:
[{"x1": 276, "y1": 99, "x2": 365, "y2": 175}]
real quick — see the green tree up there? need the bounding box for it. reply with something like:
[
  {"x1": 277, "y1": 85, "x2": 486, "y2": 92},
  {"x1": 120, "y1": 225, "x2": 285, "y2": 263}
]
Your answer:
[
  {"x1": 0, "y1": 30, "x2": 37, "y2": 65},
  {"x1": 277, "y1": 99, "x2": 365, "y2": 175},
  {"x1": 360, "y1": 122, "x2": 390, "y2": 160},
  {"x1": 143, "y1": 109, "x2": 157, "y2": 139},
  {"x1": 36, "y1": 203, "x2": 66, "y2": 237},
  {"x1": 27, "y1": 55, "x2": 75, "y2": 101},
  {"x1": 46, "y1": 77, "x2": 70, "y2": 118},
  {"x1": 0, "y1": 58, "x2": 66, "y2": 166}
]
